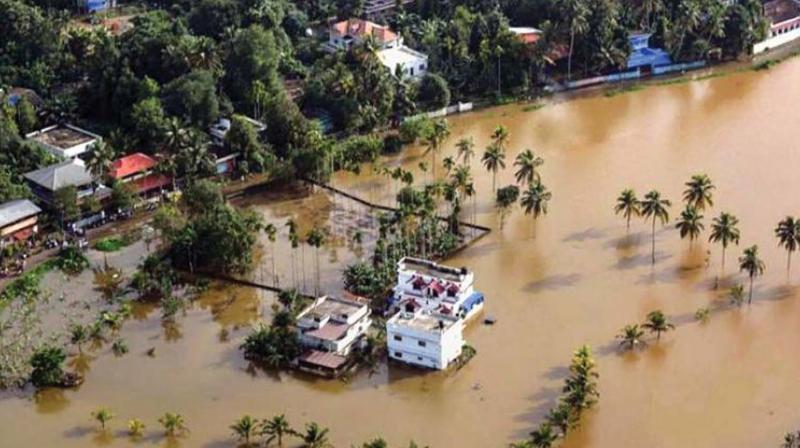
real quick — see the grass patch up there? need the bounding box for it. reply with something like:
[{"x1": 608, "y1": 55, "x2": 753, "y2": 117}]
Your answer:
[
  {"x1": 95, "y1": 237, "x2": 125, "y2": 252},
  {"x1": 94, "y1": 230, "x2": 141, "y2": 252},
  {"x1": 522, "y1": 102, "x2": 546, "y2": 112},
  {"x1": 0, "y1": 260, "x2": 56, "y2": 311},
  {"x1": 604, "y1": 84, "x2": 646, "y2": 98},
  {"x1": 753, "y1": 60, "x2": 777, "y2": 71}
]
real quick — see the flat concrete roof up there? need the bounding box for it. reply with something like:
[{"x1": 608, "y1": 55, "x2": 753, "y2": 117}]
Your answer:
[
  {"x1": 29, "y1": 125, "x2": 96, "y2": 149},
  {"x1": 389, "y1": 311, "x2": 458, "y2": 332}
]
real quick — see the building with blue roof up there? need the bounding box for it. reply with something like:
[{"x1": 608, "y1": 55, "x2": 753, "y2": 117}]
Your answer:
[{"x1": 626, "y1": 33, "x2": 672, "y2": 71}]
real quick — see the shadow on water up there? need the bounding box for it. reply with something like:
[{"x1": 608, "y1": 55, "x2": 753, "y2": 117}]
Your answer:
[
  {"x1": 562, "y1": 227, "x2": 607, "y2": 243},
  {"x1": 34, "y1": 388, "x2": 71, "y2": 414},
  {"x1": 523, "y1": 273, "x2": 582, "y2": 294},
  {"x1": 615, "y1": 252, "x2": 673, "y2": 271}
]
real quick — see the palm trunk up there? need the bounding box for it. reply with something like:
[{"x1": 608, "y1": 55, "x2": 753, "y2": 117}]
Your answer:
[
  {"x1": 788, "y1": 250, "x2": 792, "y2": 279},
  {"x1": 748, "y1": 275, "x2": 754, "y2": 304},
  {"x1": 721, "y1": 246, "x2": 726, "y2": 274},
  {"x1": 626, "y1": 214, "x2": 631, "y2": 232},
  {"x1": 568, "y1": 29, "x2": 575, "y2": 81},
  {"x1": 271, "y1": 243, "x2": 277, "y2": 286},
  {"x1": 651, "y1": 219, "x2": 656, "y2": 264},
  {"x1": 492, "y1": 171, "x2": 497, "y2": 193}
]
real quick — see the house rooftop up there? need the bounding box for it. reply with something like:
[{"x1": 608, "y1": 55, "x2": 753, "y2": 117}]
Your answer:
[
  {"x1": 24, "y1": 159, "x2": 93, "y2": 191},
  {"x1": 509, "y1": 27, "x2": 542, "y2": 44},
  {"x1": 298, "y1": 296, "x2": 367, "y2": 322},
  {"x1": 389, "y1": 310, "x2": 459, "y2": 333},
  {"x1": 331, "y1": 18, "x2": 399, "y2": 44},
  {"x1": 765, "y1": 0, "x2": 800, "y2": 24},
  {"x1": 377, "y1": 46, "x2": 428, "y2": 68},
  {"x1": 0, "y1": 199, "x2": 41, "y2": 228},
  {"x1": 26, "y1": 125, "x2": 98, "y2": 150},
  {"x1": 398, "y1": 257, "x2": 469, "y2": 282},
  {"x1": 109, "y1": 152, "x2": 157, "y2": 179},
  {"x1": 299, "y1": 349, "x2": 348, "y2": 370}
]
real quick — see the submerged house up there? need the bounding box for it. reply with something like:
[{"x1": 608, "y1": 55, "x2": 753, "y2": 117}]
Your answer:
[
  {"x1": 295, "y1": 295, "x2": 372, "y2": 377},
  {"x1": 386, "y1": 257, "x2": 484, "y2": 370},
  {"x1": 626, "y1": 33, "x2": 672, "y2": 72}
]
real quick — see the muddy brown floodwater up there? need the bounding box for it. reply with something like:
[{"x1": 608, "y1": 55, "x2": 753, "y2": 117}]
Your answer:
[{"x1": 4, "y1": 59, "x2": 800, "y2": 448}]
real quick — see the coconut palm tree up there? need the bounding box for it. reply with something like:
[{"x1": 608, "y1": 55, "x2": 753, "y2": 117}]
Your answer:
[
  {"x1": 617, "y1": 324, "x2": 646, "y2": 350},
  {"x1": 422, "y1": 119, "x2": 450, "y2": 180},
  {"x1": 264, "y1": 223, "x2": 278, "y2": 285},
  {"x1": 91, "y1": 408, "x2": 114, "y2": 430},
  {"x1": 159, "y1": 412, "x2": 188, "y2": 437},
  {"x1": 640, "y1": 190, "x2": 671, "y2": 264},
  {"x1": 614, "y1": 189, "x2": 640, "y2": 232},
  {"x1": 709, "y1": 212, "x2": 741, "y2": 273},
  {"x1": 85, "y1": 140, "x2": 116, "y2": 181},
  {"x1": 301, "y1": 422, "x2": 331, "y2": 448},
  {"x1": 230, "y1": 415, "x2": 258, "y2": 446},
  {"x1": 513, "y1": 149, "x2": 544, "y2": 186},
  {"x1": 69, "y1": 323, "x2": 88, "y2": 353},
  {"x1": 545, "y1": 403, "x2": 573, "y2": 437},
  {"x1": 682, "y1": 174, "x2": 715, "y2": 210},
  {"x1": 482, "y1": 143, "x2": 506, "y2": 193},
  {"x1": 529, "y1": 422, "x2": 558, "y2": 448},
  {"x1": 456, "y1": 137, "x2": 475, "y2": 165},
  {"x1": 739, "y1": 245, "x2": 765, "y2": 304},
  {"x1": 491, "y1": 125, "x2": 510, "y2": 151},
  {"x1": 775, "y1": 216, "x2": 800, "y2": 276},
  {"x1": 520, "y1": 181, "x2": 552, "y2": 220},
  {"x1": 675, "y1": 205, "x2": 704, "y2": 246},
  {"x1": 306, "y1": 227, "x2": 326, "y2": 296},
  {"x1": 642, "y1": 310, "x2": 674, "y2": 340},
  {"x1": 261, "y1": 414, "x2": 295, "y2": 446},
  {"x1": 442, "y1": 156, "x2": 455, "y2": 174}
]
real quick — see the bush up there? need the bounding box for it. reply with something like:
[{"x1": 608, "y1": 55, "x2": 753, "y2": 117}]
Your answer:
[
  {"x1": 336, "y1": 134, "x2": 383, "y2": 165},
  {"x1": 30, "y1": 346, "x2": 66, "y2": 387},
  {"x1": 398, "y1": 116, "x2": 433, "y2": 144},
  {"x1": 95, "y1": 237, "x2": 124, "y2": 252},
  {"x1": 240, "y1": 324, "x2": 300, "y2": 368},
  {"x1": 383, "y1": 134, "x2": 403, "y2": 154},
  {"x1": 55, "y1": 247, "x2": 90, "y2": 275},
  {"x1": 416, "y1": 73, "x2": 451, "y2": 110}
]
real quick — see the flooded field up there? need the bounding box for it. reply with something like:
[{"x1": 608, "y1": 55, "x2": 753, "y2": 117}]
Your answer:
[{"x1": 4, "y1": 58, "x2": 800, "y2": 447}]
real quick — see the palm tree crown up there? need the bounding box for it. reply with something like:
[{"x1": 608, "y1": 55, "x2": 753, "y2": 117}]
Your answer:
[
  {"x1": 617, "y1": 324, "x2": 645, "y2": 350},
  {"x1": 642, "y1": 310, "x2": 674, "y2": 340},
  {"x1": 675, "y1": 205, "x2": 704, "y2": 244},
  {"x1": 456, "y1": 137, "x2": 475, "y2": 165},
  {"x1": 683, "y1": 174, "x2": 715, "y2": 210},
  {"x1": 520, "y1": 181, "x2": 552, "y2": 219},
  {"x1": 514, "y1": 149, "x2": 544, "y2": 185}
]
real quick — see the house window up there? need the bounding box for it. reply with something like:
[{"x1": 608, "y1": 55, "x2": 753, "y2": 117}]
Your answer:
[
  {"x1": 395, "y1": 351, "x2": 403, "y2": 358},
  {"x1": 394, "y1": 335, "x2": 402, "y2": 342},
  {"x1": 418, "y1": 340, "x2": 426, "y2": 347}
]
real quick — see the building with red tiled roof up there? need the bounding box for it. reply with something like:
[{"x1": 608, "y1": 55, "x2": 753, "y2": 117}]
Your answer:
[
  {"x1": 328, "y1": 18, "x2": 401, "y2": 50},
  {"x1": 109, "y1": 153, "x2": 157, "y2": 180},
  {"x1": 109, "y1": 153, "x2": 171, "y2": 196}
]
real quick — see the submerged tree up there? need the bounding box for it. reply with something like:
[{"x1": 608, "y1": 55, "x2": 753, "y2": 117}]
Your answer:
[
  {"x1": 617, "y1": 324, "x2": 646, "y2": 350},
  {"x1": 159, "y1": 412, "x2": 188, "y2": 437},
  {"x1": 301, "y1": 422, "x2": 331, "y2": 448},
  {"x1": 230, "y1": 415, "x2": 258, "y2": 446},
  {"x1": 514, "y1": 149, "x2": 544, "y2": 186},
  {"x1": 775, "y1": 216, "x2": 800, "y2": 276},
  {"x1": 739, "y1": 245, "x2": 765, "y2": 304},
  {"x1": 521, "y1": 181, "x2": 552, "y2": 224},
  {"x1": 260, "y1": 414, "x2": 295, "y2": 446},
  {"x1": 709, "y1": 212, "x2": 741, "y2": 273},
  {"x1": 482, "y1": 143, "x2": 506, "y2": 193},
  {"x1": 495, "y1": 185, "x2": 519, "y2": 229},
  {"x1": 640, "y1": 190, "x2": 671, "y2": 264},
  {"x1": 91, "y1": 408, "x2": 114, "y2": 431},
  {"x1": 642, "y1": 310, "x2": 674, "y2": 341},
  {"x1": 614, "y1": 189, "x2": 640, "y2": 232}
]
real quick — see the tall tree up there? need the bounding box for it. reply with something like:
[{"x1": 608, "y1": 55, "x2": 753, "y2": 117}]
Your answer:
[
  {"x1": 260, "y1": 414, "x2": 295, "y2": 447},
  {"x1": 482, "y1": 144, "x2": 506, "y2": 193},
  {"x1": 521, "y1": 181, "x2": 552, "y2": 220},
  {"x1": 775, "y1": 216, "x2": 800, "y2": 277},
  {"x1": 422, "y1": 119, "x2": 450, "y2": 180},
  {"x1": 230, "y1": 415, "x2": 258, "y2": 446},
  {"x1": 640, "y1": 190, "x2": 671, "y2": 264},
  {"x1": 456, "y1": 137, "x2": 475, "y2": 165},
  {"x1": 614, "y1": 189, "x2": 640, "y2": 232},
  {"x1": 85, "y1": 140, "x2": 116, "y2": 181},
  {"x1": 739, "y1": 245, "x2": 765, "y2": 304},
  {"x1": 709, "y1": 212, "x2": 741, "y2": 273}
]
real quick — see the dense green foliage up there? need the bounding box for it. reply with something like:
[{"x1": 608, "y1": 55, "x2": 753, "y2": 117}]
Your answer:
[{"x1": 29, "y1": 345, "x2": 67, "y2": 387}]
